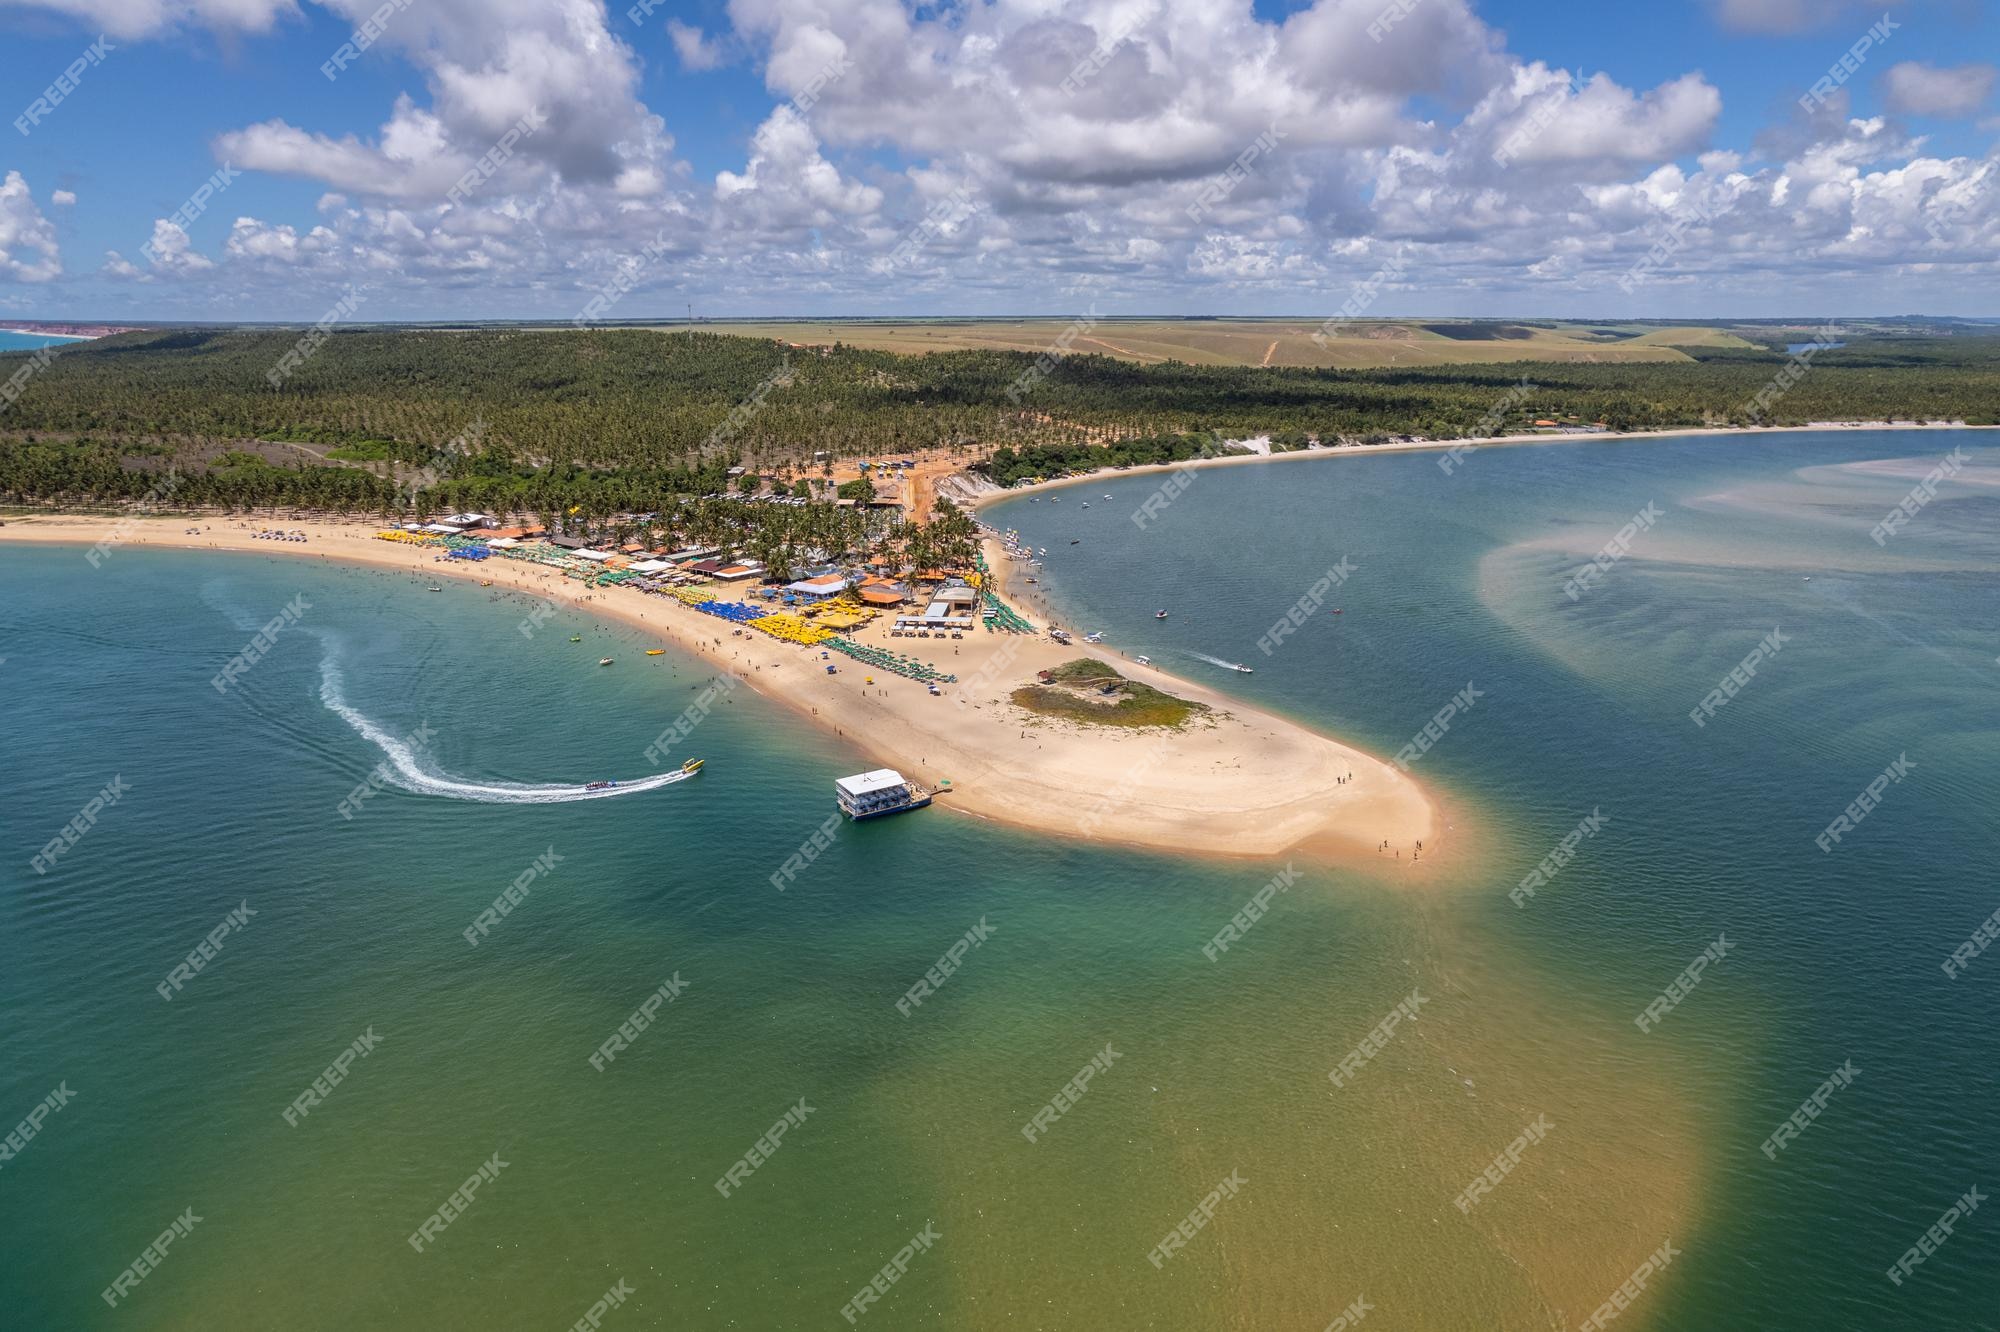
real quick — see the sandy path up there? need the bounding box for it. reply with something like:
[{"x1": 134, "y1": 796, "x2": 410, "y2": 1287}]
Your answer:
[
  {"x1": 1078, "y1": 335, "x2": 1166, "y2": 363},
  {"x1": 0, "y1": 515, "x2": 1438, "y2": 866},
  {"x1": 1260, "y1": 339, "x2": 1279, "y2": 367}
]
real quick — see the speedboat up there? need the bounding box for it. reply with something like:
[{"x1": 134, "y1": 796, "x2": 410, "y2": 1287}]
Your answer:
[
  {"x1": 584, "y1": 780, "x2": 616, "y2": 791},
  {"x1": 570, "y1": 635, "x2": 582, "y2": 642},
  {"x1": 681, "y1": 758, "x2": 704, "y2": 775},
  {"x1": 646, "y1": 649, "x2": 665, "y2": 655},
  {"x1": 1134, "y1": 655, "x2": 1151, "y2": 665},
  {"x1": 1155, "y1": 609, "x2": 1168, "y2": 619},
  {"x1": 1084, "y1": 632, "x2": 1104, "y2": 643},
  {"x1": 1081, "y1": 503, "x2": 1090, "y2": 509},
  {"x1": 598, "y1": 657, "x2": 614, "y2": 666}
]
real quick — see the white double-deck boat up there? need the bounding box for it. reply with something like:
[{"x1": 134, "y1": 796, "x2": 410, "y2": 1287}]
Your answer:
[{"x1": 836, "y1": 769, "x2": 932, "y2": 820}]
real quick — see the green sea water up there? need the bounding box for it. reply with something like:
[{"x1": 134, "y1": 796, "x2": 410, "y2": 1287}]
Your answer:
[{"x1": 4, "y1": 430, "x2": 1998, "y2": 1329}]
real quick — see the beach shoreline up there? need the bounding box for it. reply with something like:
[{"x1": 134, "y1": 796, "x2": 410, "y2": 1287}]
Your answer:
[
  {"x1": 0, "y1": 515, "x2": 1440, "y2": 868},
  {"x1": 966, "y1": 420, "x2": 1993, "y2": 508},
  {"x1": 0, "y1": 328, "x2": 96, "y2": 342}
]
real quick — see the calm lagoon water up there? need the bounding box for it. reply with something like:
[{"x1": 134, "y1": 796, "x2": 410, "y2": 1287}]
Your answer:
[
  {"x1": 0, "y1": 329, "x2": 90, "y2": 353},
  {"x1": 3, "y1": 430, "x2": 1997, "y2": 1329}
]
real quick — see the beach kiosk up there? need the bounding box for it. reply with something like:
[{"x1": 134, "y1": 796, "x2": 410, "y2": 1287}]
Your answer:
[{"x1": 835, "y1": 769, "x2": 931, "y2": 820}]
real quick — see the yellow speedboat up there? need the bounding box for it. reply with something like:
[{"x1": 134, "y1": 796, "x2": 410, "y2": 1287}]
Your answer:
[
  {"x1": 681, "y1": 758, "x2": 704, "y2": 775},
  {"x1": 646, "y1": 649, "x2": 665, "y2": 656}
]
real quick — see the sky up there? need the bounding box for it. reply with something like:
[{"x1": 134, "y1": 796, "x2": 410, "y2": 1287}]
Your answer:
[{"x1": 0, "y1": 0, "x2": 1996, "y2": 322}]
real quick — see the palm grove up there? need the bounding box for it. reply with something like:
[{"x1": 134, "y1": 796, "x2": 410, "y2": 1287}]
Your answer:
[{"x1": 3, "y1": 326, "x2": 1996, "y2": 542}]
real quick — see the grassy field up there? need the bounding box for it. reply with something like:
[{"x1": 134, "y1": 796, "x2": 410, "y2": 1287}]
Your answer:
[
  {"x1": 669, "y1": 319, "x2": 1748, "y2": 368},
  {"x1": 1010, "y1": 658, "x2": 1208, "y2": 729}
]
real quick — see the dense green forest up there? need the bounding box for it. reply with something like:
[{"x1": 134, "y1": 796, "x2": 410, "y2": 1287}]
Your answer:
[{"x1": 1, "y1": 326, "x2": 1995, "y2": 516}]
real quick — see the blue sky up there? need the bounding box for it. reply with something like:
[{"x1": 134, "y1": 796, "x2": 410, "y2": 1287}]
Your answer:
[{"x1": 1, "y1": 0, "x2": 1995, "y2": 320}]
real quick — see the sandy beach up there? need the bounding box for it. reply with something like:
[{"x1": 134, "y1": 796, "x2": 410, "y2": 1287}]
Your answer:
[{"x1": 0, "y1": 514, "x2": 1438, "y2": 865}]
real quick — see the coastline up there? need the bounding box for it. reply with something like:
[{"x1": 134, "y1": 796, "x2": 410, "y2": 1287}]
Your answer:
[
  {"x1": 967, "y1": 420, "x2": 1994, "y2": 507},
  {"x1": 0, "y1": 329, "x2": 95, "y2": 342},
  {"x1": 0, "y1": 515, "x2": 1439, "y2": 866}
]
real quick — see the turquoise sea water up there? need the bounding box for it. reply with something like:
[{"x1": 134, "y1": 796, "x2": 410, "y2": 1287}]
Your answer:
[
  {"x1": 0, "y1": 329, "x2": 89, "y2": 353},
  {"x1": 4, "y1": 430, "x2": 1998, "y2": 1329}
]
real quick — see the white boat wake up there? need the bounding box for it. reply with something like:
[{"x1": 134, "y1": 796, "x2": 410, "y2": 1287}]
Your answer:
[
  {"x1": 320, "y1": 657, "x2": 694, "y2": 804},
  {"x1": 1183, "y1": 650, "x2": 1253, "y2": 673}
]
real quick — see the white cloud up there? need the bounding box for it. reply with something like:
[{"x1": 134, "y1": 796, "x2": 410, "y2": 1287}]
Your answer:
[
  {"x1": 0, "y1": 172, "x2": 63, "y2": 282},
  {"x1": 51, "y1": 189, "x2": 79, "y2": 206},
  {"x1": 140, "y1": 218, "x2": 215, "y2": 274},
  {"x1": 1882, "y1": 62, "x2": 1997, "y2": 119},
  {"x1": 2, "y1": 0, "x2": 295, "y2": 40},
  {"x1": 11, "y1": 0, "x2": 1997, "y2": 318},
  {"x1": 666, "y1": 18, "x2": 728, "y2": 71},
  {"x1": 715, "y1": 105, "x2": 881, "y2": 232},
  {"x1": 1477, "y1": 65, "x2": 1721, "y2": 170},
  {"x1": 215, "y1": 0, "x2": 676, "y2": 199}
]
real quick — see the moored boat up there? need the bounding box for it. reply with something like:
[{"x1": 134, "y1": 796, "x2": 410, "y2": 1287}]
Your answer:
[{"x1": 836, "y1": 768, "x2": 930, "y2": 820}]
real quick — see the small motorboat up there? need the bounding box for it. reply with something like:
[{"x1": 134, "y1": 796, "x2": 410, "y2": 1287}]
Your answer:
[
  {"x1": 598, "y1": 657, "x2": 614, "y2": 666},
  {"x1": 584, "y1": 780, "x2": 616, "y2": 791},
  {"x1": 1155, "y1": 609, "x2": 1168, "y2": 619},
  {"x1": 569, "y1": 635, "x2": 582, "y2": 642},
  {"x1": 1084, "y1": 632, "x2": 1104, "y2": 643},
  {"x1": 1070, "y1": 539, "x2": 1080, "y2": 545},
  {"x1": 681, "y1": 758, "x2": 704, "y2": 775},
  {"x1": 1134, "y1": 655, "x2": 1151, "y2": 665},
  {"x1": 1081, "y1": 503, "x2": 1090, "y2": 509},
  {"x1": 480, "y1": 580, "x2": 493, "y2": 587},
  {"x1": 646, "y1": 649, "x2": 665, "y2": 655},
  {"x1": 1103, "y1": 494, "x2": 1112, "y2": 499},
  {"x1": 426, "y1": 584, "x2": 443, "y2": 592}
]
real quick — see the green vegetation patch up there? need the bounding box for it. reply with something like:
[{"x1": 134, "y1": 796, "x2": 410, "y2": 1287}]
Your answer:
[
  {"x1": 1011, "y1": 658, "x2": 1208, "y2": 729},
  {"x1": 324, "y1": 440, "x2": 411, "y2": 462}
]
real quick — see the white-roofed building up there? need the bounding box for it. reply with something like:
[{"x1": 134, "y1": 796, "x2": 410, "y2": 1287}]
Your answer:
[
  {"x1": 835, "y1": 769, "x2": 928, "y2": 818},
  {"x1": 787, "y1": 574, "x2": 850, "y2": 599}
]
